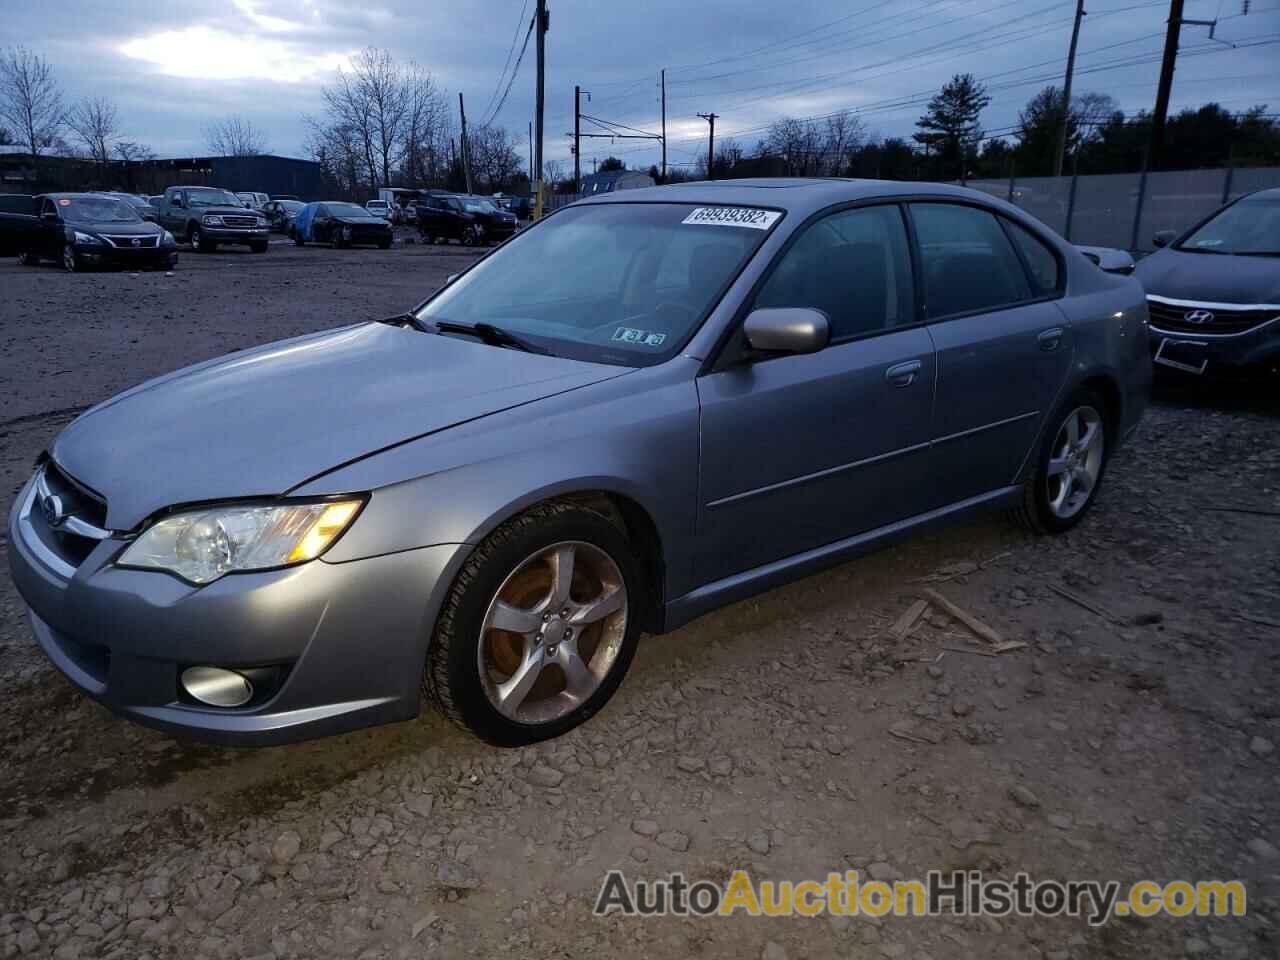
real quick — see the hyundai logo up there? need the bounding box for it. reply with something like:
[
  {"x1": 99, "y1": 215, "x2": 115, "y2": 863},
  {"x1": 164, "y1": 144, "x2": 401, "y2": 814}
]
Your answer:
[
  {"x1": 1183, "y1": 309, "x2": 1215, "y2": 324},
  {"x1": 40, "y1": 491, "x2": 66, "y2": 528}
]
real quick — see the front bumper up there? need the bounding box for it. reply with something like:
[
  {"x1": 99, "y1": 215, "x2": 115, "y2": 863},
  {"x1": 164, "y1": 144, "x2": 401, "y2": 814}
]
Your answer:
[
  {"x1": 202, "y1": 226, "x2": 270, "y2": 245},
  {"x1": 1148, "y1": 318, "x2": 1280, "y2": 377},
  {"x1": 74, "y1": 244, "x2": 176, "y2": 268},
  {"x1": 8, "y1": 476, "x2": 469, "y2": 745}
]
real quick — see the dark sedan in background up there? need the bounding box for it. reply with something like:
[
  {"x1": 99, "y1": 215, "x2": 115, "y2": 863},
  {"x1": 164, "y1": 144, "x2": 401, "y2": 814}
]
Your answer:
[
  {"x1": 262, "y1": 198, "x2": 304, "y2": 233},
  {"x1": 1136, "y1": 187, "x2": 1280, "y2": 380},
  {"x1": 292, "y1": 201, "x2": 394, "y2": 248},
  {"x1": 13, "y1": 193, "x2": 178, "y2": 272}
]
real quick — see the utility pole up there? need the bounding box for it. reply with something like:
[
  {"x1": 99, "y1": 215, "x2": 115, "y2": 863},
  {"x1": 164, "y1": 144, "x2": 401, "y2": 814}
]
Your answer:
[
  {"x1": 660, "y1": 69, "x2": 667, "y2": 181},
  {"x1": 528, "y1": 121, "x2": 533, "y2": 188},
  {"x1": 1053, "y1": 0, "x2": 1086, "y2": 179},
  {"x1": 458, "y1": 93, "x2": 473, "y2": 194},
  {"x1": 574, "y1": 85, "x2": 581, "y2": 193},
  {"x1": 698, "y1": 112, "x2": 718, "y2": 180},
  {"x1": 1149, "y1": 0, "x2": 1218, "y2": 170},
  {"x1": 533, "y1": 0, "x2": 549, "y2": 217},
  {"x1": 1150, "y1": 0, "x2": 1185, "y2": 171}
]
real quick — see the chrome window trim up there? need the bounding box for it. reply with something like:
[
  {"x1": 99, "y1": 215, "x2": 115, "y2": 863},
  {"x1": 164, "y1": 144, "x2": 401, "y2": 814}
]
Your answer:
[{"x1": 1147, "y1": 293, "x2": 1280, "y2": 312}]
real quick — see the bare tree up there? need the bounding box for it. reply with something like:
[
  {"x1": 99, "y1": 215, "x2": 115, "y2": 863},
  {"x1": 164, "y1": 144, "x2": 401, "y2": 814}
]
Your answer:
[
  {"x1": 0, "y1": 46, "x2": 65, "y2": 175},
  {"x1": 398, "y1": 63, "x2": 451, "y2": 187},
  {"x1": 321, "y1": 48, "x2": 408, "y2": 188},
  {"x1": 205, "y1": 116, "x2": 268, "y2": 156},
  {"x1": 67, "y1": 96, "x2": 119, "y2": 165},
  {"x1": 765, "y1": 118, "x2": 823, "y2": 176},
  {"x1": 821, "y1": 113, "x2": 866, "y2": 175},
  {"x1": 467, "y1": 124, "x2": 522, "y2": 191},
  {"x1": 113, "y1": 140, "x2": 155, "y2": 163}
]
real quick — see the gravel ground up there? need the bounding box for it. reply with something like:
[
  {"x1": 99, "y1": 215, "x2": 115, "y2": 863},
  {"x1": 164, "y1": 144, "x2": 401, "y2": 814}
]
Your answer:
[{"x1": 1, "y1": 241, "x2": 1278, "y2": 960}]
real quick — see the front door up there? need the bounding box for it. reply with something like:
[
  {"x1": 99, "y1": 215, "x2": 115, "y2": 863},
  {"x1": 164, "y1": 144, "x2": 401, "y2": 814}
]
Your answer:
[
  {"x1": 907, "y1": 202, "x2": 1074, "y2": 505},
  {"x1": 696, "y1": 203, "x2": 936, "y2": 585}
]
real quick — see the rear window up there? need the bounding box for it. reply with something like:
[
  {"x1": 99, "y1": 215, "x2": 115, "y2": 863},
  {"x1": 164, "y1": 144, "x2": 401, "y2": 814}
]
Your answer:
[{"x1": 910, "y1": 203, "x2": 1033, "y2": 318}]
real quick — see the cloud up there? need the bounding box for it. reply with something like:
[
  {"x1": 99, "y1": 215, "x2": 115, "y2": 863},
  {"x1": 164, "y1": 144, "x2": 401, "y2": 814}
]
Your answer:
[{"x1": 119, "y1": 26, "x2": 354, "y2": 83}]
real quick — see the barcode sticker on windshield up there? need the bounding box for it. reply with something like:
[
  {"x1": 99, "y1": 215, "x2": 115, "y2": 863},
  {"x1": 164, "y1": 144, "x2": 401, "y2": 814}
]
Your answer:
[{"x1": 681, "y1": 207, "x2": 780, "y2": 230}]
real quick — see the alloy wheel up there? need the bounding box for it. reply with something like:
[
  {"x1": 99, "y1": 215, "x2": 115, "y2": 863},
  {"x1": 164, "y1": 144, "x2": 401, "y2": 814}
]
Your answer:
[
  {"x1": 1046, "y1": 405, "x2": 1104, "y2": 519},
  {"x1": 477, "y1": 541, "x2": 628, "y2": 725},
  {"x1": 62, "y1": 246, "x2": 78, "y2": 272}
]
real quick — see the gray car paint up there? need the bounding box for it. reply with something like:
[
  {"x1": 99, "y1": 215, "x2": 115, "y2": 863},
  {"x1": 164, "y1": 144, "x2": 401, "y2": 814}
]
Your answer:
[{"x1": 9, "y1": 178, "x2": 1151, "y2": 745}]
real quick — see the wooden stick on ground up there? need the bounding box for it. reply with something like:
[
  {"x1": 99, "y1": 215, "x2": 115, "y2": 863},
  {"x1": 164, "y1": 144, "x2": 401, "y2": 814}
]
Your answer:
[
  {"x1": 1046, "y1": 583, "x2": 1124, "y2": 625},
  {"x1": 891, "y1": 599, "x2": 930, "y2": 640},
  {"x1": 922, "y1": 589, "x2": 1004, "y2": 646}
]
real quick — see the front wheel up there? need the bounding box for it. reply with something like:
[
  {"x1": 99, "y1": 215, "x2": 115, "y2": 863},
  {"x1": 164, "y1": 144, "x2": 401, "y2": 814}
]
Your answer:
[
  {"x1": 62, "y1": 245, "x2": 80, "y2": 273},
  {"x1": 191, "y1": 227, "x2": 215, "y2": 253},
  {"x1": 462, "y1": 224, "x2": 482, "y2": 246},
  {"x1": 1013, "y1": 388, "x2": 1109, "y2": 534},
  {"x1": 424, "y1": 501, "x2": 642, "y2": 746},
  {"x1": 251, "y1": 241, "x2": 269, "y2": 254}
]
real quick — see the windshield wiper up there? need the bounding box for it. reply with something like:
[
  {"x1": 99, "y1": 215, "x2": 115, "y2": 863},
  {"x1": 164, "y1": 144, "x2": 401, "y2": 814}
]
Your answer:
[
  {"x1": 378, "y1": 312, "x2": 430, "y2": 332},
  {"x1": 431, "y1": 320, "x2": 551, "y2": 355},
  {"x1": 1233, "y1": 250, "x2": 1280, "y2": 257}
]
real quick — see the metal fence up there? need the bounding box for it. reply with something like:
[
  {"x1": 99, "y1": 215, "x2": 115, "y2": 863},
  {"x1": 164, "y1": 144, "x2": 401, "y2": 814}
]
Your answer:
[{"x1": 965, "y1": 165, "x2": 1280, "y2": 253}]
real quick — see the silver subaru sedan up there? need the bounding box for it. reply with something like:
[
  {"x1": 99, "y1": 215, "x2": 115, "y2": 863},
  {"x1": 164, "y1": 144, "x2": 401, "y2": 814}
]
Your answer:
[{"x1": 8, "y1": 179, "x2": 1152, "y2": 747}]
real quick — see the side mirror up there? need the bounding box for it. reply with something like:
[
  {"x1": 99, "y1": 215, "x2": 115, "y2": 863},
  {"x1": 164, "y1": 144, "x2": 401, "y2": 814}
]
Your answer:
[
  {"x1": 1152, "y1": 230, "x2": 1177, "y2": 248},
  {"x1": 743, "y1": 308, "x2": 830, "y2": 355},
  {"x1": 445, "y1": 273, "x2": 459, "y2": 285}
]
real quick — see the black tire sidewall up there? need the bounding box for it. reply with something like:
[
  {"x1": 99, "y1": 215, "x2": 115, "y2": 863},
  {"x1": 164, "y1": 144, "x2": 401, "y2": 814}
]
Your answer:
[
  {"x1": 432, "y1": 506, "x2": 643, "y2": 747},
  {"x1": 1028, "y1": 387, "x2": 1110, "y2": 534}
]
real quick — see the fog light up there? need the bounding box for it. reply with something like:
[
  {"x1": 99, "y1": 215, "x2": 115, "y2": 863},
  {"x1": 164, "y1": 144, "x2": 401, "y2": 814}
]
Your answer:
[{"x1": 181, "y1": 666, "x2": 253, "y2": 707}]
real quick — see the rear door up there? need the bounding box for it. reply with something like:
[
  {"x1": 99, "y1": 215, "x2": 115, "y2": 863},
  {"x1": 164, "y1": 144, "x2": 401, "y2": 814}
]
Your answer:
[
  {"x1": 907, "y1": 202, "x2": 1072, "y2": 505},
  {"x1": 696, "y1": 203, "x2": 937, "y2": 584},
  {"x1": 38, "y1": 197, "x2": 63, "y2": 256}
]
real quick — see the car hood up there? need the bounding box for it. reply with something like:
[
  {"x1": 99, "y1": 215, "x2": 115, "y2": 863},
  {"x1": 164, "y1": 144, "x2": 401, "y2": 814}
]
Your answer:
[
  {"x1": 66, "y1": 219, "x2": 160, "y2": 236},
  {"x1": 1135, "y1": 248, "x2": 1280, "y2": 304},
  {"x1": 51, "y1": 323, "x2": 630, "y2": 529},
  {"x1": 335, "y1": 216, "x2": 387, "y2": 226}
]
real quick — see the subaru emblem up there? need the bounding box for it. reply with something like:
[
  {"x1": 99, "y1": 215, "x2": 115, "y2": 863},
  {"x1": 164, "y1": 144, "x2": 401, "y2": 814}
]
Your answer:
[
  {"x1": 1183, "y1": 309, "x2": 1214, "y2": 324},
  {"x1": 41, "y1": 491, "x2": 65, "y2": 528}
]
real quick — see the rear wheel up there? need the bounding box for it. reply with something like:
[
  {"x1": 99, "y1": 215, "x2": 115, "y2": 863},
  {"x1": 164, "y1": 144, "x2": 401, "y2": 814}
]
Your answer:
[
  {"x1": 251, "y1": 241, "x2": 269, "y2": 254},
  {"x1": 424, "y1": 501, "x2": 641, "y2": 746},
  {"x1": 462, "y1": 224, "x2": 482, "y2": 246},
  {"x1": 16, "y1": 250, "x2": 38, "y2": 266},
  {"x1": 1013, "y1": 387, "x2": 1109, "y2": 534}
]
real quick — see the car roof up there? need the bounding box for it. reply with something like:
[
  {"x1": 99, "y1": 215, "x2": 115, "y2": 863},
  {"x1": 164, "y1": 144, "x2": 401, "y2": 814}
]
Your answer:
[
  {"x1": 580, "y1": 177, "x2": 1009, "y2": 218},
  {"x1": 1243, "y1": 187, "x2": 1280, "y2": 201}
]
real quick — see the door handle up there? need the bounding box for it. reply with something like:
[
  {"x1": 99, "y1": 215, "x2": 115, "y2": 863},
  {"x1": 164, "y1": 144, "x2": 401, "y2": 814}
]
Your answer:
[
  {"x1": 1038, "y1": 327, "x2": 1065, "y2": 352},
  {"x1": 884, "y1": 359, "x2": 923, "y2": 388}
]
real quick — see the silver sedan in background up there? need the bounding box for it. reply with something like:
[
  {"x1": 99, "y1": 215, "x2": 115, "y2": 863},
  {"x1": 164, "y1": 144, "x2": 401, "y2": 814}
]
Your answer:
[{"x1": 8, "y1": 179, "x2": 1151, "y2": 747}]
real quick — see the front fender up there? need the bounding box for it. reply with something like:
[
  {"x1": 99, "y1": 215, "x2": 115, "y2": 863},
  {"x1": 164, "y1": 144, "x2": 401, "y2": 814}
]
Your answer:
[{"x1": 293, "y1": 361, "x2": 702, "y2": 599}]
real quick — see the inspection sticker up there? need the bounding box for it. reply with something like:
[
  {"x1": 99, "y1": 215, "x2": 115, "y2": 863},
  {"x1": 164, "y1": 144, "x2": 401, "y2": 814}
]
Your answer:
[
  {"x1": 612, "y1": 327, "x2": 667, "y2": 346},
  {"x1": 681, "y1": 207, "x2": 781, "y2": 230}
]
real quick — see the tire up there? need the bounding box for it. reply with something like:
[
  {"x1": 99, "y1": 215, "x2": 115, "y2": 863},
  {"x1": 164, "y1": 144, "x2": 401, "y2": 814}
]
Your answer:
[
  {"x1": 1012, "y1": 387, "x2": 1110, "y2": 535},
  {"x1": 16, "y1": 250, "x2": 38, "y2": 266},
  {"x1": 293, "y1": 231, "x2": 305, "y2": 247},
  {"x1": 190, "y1": 227, "x2": 214, "y2": 253},
  {"x1": 424, "y1": 501, "x2": 643, "y2": 746},
  {"x1": 462, "y1": 224, "x2": 482, "y2": 246},
  {"x1": 62, "y1": 245, "x2": 79, "y2": 273},
  {"x1": 251, "y1": 242, "x2": 269, "y2": 254},
  {"x1": 379, "y1": 238, "x2": 392, "y2": 250}
]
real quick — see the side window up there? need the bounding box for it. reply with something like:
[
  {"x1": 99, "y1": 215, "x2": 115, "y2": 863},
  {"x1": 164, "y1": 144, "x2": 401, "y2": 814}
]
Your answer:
[
  {"x1": 910, "y1": 203, "x2": 1032, "y2": 318},
  {"x1": 41, "y1": 198, "x2": 57, "y2": 218},
  {"x1": 753, "y1": 204, "x2": 914, "y2": 339},
  {"x1": 1004, "y1": 219, "x2": 1061, "y2": 296}
]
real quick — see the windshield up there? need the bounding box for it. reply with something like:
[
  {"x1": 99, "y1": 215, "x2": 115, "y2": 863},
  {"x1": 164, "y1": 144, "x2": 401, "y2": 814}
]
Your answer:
[
  {"x1": 326, "y1": 203, "x2": 374, "y2": 218},
  {"x1": 460, "y1": 198, "x2": 497, "y2": 213},
  {"x1": 416, "y1": 202, "x2": 779, "y2": 366},
  {"x1": 278, "y1": 200, "x2": 303, "y2": 213},
  {"x1": 1178, "y1": 198, "x2": 1280, "y2": 255},
  {"x1": 187, "y1": 189, "x2": 242, "y2": 208},
  {"x1": 59, "y1": 196, "x2": 142, "y2": 223}
]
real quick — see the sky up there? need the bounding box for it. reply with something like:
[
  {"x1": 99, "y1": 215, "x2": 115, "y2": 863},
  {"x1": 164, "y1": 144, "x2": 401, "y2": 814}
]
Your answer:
[{"x1": 6, "y1": 0, "x2": 1279, "y2": 173}]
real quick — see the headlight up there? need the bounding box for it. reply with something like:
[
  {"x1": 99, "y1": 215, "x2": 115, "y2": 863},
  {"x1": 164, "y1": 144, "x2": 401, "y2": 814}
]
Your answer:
[
  {"x1": 71, "y1": 230, "x2": 104, "y2": 245},
  {"x1": 202, "y1": 215, "x2": 224, "y2": 226},
  {"x1": 161, "y1": 230, "x2": 176, "y2": 246},
  {"x1": 342, "y1": 225, "x2": 352, "y2": 237},
  {"x1": 257, "y1": 217, "x2": 267, "y2": 226},
  {"x1": 118, "y1": 500, "x2": 363, "y2": 584}
]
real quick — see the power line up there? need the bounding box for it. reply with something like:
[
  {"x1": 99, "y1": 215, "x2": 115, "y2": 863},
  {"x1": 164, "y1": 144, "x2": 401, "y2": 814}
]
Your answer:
[
  {"x1": 481, "y1": 0, "x2": 531, "y2": 124},
  {"x1": 482, "y1": 16, "x2": 535, "y2": 128}
]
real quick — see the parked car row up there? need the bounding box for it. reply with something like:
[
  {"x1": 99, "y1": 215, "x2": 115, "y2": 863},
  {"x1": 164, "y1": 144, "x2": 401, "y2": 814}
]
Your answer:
[{"x1": 290, "y1": 201, "x2": 393, "y2": 248}]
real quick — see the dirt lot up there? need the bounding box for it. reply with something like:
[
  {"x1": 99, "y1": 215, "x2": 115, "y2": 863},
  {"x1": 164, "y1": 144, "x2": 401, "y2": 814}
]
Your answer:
[{"x1": 1, "y1": 241, "x2": 1278, "y2": 960}]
